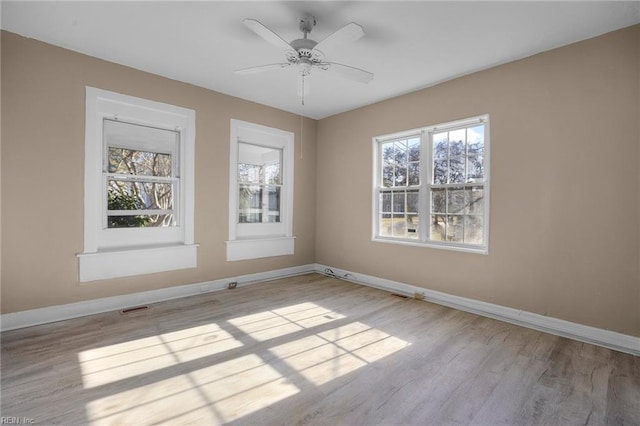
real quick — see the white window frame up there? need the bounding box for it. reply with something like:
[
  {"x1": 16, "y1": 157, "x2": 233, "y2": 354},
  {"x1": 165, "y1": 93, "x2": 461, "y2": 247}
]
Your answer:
[
  {"x1": 78, "y1": 87, "x2": 197, "y2": 282},
  {"x1": 372, "y1": 115, "x2": 490, "y2": 254},
  {"x1": 227, "y1": 119, "x2": 295, "y2": 261}
]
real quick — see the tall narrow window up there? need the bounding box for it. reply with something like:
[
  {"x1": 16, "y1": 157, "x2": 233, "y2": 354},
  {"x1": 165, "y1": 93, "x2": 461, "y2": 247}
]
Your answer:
[
  {"x1": 373, "y1": 115, "x2": 489, "y2": 253},
  {"x1": 227, "y1": 120, "x2": 295, "y2": 261},
  {"x1": 79, "y1": 87, "x2": 196, "y2": 282}
]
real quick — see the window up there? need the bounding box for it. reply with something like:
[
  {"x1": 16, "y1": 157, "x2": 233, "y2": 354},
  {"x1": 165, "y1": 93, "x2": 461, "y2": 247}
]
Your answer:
[
  {"x1": 105, "y1": 119, "x2": 178, "y2": 230},
  {"x1": 238, "y1": 142, "x2": 282, "y2": 224},
  {"x1": 373, "y1": 115, "x2": 489, "y2": 253},
  {"x1": 227, "y1": 120, "x2": 295, "y2": 261},
  {"x1": 78, "y1": 87, "x2": 197, "y2": 282}
]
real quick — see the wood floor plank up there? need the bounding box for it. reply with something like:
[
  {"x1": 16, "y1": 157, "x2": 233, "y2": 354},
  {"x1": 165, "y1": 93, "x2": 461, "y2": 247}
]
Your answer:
[{"x1": 1, "y1": 273, "x2": 638, "y2": 425}]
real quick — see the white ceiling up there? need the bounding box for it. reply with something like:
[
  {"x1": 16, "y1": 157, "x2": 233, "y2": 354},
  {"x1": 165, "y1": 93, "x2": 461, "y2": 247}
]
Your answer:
[{"x1": 3, "y1": 1, "x2": 640, "y2": 119}]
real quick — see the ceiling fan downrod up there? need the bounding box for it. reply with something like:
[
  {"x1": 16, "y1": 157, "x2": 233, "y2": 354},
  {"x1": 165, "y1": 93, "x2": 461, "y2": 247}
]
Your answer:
[{"x1": 299, "y1": 15, "x2": 316, "y2": 38}]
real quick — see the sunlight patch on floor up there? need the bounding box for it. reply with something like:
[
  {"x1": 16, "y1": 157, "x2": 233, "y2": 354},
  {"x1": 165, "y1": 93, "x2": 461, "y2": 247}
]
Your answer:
[
  {"x1": 80, "y1": 302, "x2": 408, "y2": 424},
  {"x1": 79, "y1": 323, "x2": 242, "y2": 388},
  {"x1": 86, "y1": 354, "x2": 299, "y2": 425},
  {"x1": 270, "y1": 321, "x2": 410, "y2": 385},
  {"x1": 228, "y1": 302, "x2": 346, "y2": 342}
]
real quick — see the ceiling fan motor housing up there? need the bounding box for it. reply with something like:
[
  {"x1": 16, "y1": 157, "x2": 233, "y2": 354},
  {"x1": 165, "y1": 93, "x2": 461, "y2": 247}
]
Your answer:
[{"x1": 289, "y1": 38, "x2": 321, "y2": 64}]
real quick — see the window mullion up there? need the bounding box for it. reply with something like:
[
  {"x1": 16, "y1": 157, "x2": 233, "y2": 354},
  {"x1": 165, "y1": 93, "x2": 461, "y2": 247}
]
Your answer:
[
  {"x1": 109, "y1": 209, "x2": 173, "y2": 216},
  {"x1": 420, "y1": 130, "x2": 430, "y2": 243},
  {"x1": 106, "y1": 173, "x2": 177, "y2": 184}
]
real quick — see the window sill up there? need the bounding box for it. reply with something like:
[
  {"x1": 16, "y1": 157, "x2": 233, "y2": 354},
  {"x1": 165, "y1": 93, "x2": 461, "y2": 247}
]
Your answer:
[
  {"x1": 78, "y1": 243, "x2": 198, "y2": 282},
  {"x1": 372, "y1": 236, "x2": 488, "y2": 255},
  {"x1": 226, "y1": 236, "x2": 295, "y2": 261}
]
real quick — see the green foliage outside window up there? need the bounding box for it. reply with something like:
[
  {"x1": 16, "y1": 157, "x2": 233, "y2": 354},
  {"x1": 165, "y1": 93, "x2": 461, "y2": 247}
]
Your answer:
[{"x1": 107, "y1": 191, "x2": 151, "y2": 228}]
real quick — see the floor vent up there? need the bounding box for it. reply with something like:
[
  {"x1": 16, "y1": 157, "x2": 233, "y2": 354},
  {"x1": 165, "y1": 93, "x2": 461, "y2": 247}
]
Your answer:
[
  {"x1": 390, "y1": 293, "x2": 409, "y2": 299},
  {"x1": 120, "y1": 306, "x2": 149, "y2": 314}
]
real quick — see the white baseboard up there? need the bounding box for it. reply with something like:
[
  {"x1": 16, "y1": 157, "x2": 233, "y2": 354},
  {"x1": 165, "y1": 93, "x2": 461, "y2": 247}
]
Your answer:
[
  {"x1": 3, "y1": 263, "x2": 638, "y2": 356},
  {"x1": 0, "y1": 264, "x2": 316, "y2": 332},
  {"x1": 314, "y1": 264, "x2": 640, "y2": 356}
]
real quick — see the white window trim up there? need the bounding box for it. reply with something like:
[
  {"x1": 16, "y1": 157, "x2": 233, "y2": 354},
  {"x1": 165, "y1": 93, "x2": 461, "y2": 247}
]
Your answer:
[
  {"x1": 372, "y1": 115, "x2": 490, "y2": 254},
  {"x1": 78, "y1": 87, "x2": 197, "y2": 282},
  {"x1": 227, "y1": 119, "x2": 295, "y2": 261}
]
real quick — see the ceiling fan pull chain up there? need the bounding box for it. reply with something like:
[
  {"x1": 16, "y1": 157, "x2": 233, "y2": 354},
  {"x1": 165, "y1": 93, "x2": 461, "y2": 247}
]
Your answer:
[{"x1": 300, "y1": 75, "x2": 305, "y2": 160}]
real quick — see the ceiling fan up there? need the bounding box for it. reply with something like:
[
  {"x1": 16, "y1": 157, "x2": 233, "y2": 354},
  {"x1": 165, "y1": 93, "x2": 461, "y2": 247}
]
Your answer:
[{"x1": 235, "y1": 15, "x2": 374, "y2": 88}]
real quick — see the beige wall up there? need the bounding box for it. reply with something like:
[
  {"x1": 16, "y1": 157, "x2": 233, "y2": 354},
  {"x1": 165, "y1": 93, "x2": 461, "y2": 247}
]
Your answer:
[
  {"x1": 2, "y1": 26, "x2": 639, "y2": 338},
  {"x1": 316, "y1": 25, "x2": 640, "y2": 337},
  {"x1": 1, "y1": 31, "x2": 317, "y2": 313}
]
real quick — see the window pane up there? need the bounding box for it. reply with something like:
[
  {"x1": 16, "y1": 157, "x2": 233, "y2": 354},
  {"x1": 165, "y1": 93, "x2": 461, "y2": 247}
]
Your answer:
[
  {"x1": 408, "y1": 137, "x2": 420, "y2": 161},
  {"x1": 382, "y1": 143, "x2": 395, "y2": 164},
  {"x1": 407, "y1": 190, "x2": 419, "y2": 213},
  {"x1": 104, "y1": 119, "x2": 177, "y2": 163},
  {"x1": 238, "y1": 163, "x2": 262, "y2": 183},
  {"x1": 464, "y1": 216, "x2": 484, "y2": 244},
  {"x1": 430, "y1": 215, "x2": 446, "y2": 241},
  {"x1": 395, "y1": 164, "x2": 407, "y2": 186},
  {"x1": 449, "y1": 129, "x2": 465, "y2": 156},
  {"x1": 467, "y1": 155, "x2": 484, "y2": 182},
  {"x1": 408, "y1": 162, "x2": 420, "y2": 186},
  {"x1": 466, "y1": 187, "x2": 484, "y2": 215},
  {"x1": 392, "y1": 214, "x2": 407, "y2": 237},
  {"x1": 108, "y1": 181, "x2": 173, "y2": 211},
  {"x1": 407, "y1": 214, "x2": 419, "y2": 239},
  {"x1": 108, "y1": 214, "x2": 174, "y2": 229},
  {"x1": 467, "y1": 125, "x2": 484, "y2": 155},
  {"x1": 446, "y1": 215, "x2": 464, "y2": 243},
  {"x1": 433, "y1": 133, "x2": 448, "y2": 158},
  {"x1": 433, "y1": 159, "x2": 447, "y2": 184},
  {"x1": 447, "y1": 188, "x2": 466, "y2": 214},
  {"x1": 432, "y1": 189, "x2": 446, "y2": 214},
  {"x1": 394, "y1": 140, "x2": 407, "y2": 164},
  {"x1": 380, "y1": 213, "x2": 392, "y2": 237},
  {"x1": 449, "y1": 158, "x2": 465, "y2": 184},
  {"x1": 382, "y1": 164, "x2": 394, "y2": 187},
  {"x1": 393, "y1": 192, "x2": 405, "y2": 213},
  {"x1": 108, "y1": 148, "x2": 172, "y2": 177},
  {"x1": 265, "y1": 163, "x2": 281, "y2": 185},
  {"x1": 266, "y1": 186, "x2": 281, "y2": 223},
  {"x1": 238, "y1": 185, "x2": 262, "y2": 223},
  {"x1": 381, "y1": 191, "x2": 392, "y2": 213},
  {"x1": 238, "y1": 142, "x2": 282, "y2": 185}
]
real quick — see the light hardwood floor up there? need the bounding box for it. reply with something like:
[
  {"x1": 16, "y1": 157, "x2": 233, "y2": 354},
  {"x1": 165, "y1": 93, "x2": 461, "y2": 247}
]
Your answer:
[{"x1": 1, "y1": 273, "x2": 639, "y2": 425}]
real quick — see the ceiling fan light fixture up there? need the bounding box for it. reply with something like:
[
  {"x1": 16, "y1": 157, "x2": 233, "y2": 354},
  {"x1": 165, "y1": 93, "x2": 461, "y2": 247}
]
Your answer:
[{"x1": 298, "y1": 59, "x2": 313, "y2": 76}]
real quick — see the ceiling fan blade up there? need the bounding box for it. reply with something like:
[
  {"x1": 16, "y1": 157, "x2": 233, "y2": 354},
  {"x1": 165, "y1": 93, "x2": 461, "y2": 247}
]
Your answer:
[
  {"x1": 235, "y1": 63, "x2": 290, "y2": 75},
  {"x1": 243, "y1": 19, "x2": 293, "y2": 51},
  {"x1": 312, "y1": 22, "x2": 364, "y2": 55},
  {"x1": 322, "y1": 62, "x2": 374, "y2": 84}
]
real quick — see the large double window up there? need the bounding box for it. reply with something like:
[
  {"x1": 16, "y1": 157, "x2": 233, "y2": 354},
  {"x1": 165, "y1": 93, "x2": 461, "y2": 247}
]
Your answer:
[
  {"x1": 79, "y1": 87, "x2": 196, "y2": 282},
  {"x1": 373, "y1": 115, "x2": 490, "y2": 253}
]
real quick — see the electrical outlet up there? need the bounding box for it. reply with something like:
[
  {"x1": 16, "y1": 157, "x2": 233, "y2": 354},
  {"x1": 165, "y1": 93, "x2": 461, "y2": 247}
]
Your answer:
[{"x1": 413, "y1": 292, "x2": 425, "y2": 301}]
